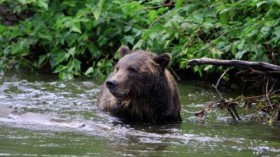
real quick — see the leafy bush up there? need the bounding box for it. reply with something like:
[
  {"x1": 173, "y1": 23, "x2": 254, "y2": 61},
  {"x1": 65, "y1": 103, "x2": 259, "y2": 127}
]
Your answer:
[{"x1": 0, "y1": 0, "x2": 279, "y2": 79}]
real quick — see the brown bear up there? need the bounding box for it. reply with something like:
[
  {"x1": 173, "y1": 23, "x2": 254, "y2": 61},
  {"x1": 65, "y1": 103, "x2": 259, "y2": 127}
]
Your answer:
[{"x1": 97, "y1": 46, "x2": 181, "y2": 123}]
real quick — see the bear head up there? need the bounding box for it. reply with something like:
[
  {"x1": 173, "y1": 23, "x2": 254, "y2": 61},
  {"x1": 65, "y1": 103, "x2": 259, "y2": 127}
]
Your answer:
[{"x1": 105, "y1": 46, "x2": 171, "y2": 102}]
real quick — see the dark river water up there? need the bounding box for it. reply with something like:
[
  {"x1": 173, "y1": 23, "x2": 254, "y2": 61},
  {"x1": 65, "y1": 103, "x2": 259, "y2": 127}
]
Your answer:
[{"x1": 0, "y1": 71, "x2": 279, "y2": 157}]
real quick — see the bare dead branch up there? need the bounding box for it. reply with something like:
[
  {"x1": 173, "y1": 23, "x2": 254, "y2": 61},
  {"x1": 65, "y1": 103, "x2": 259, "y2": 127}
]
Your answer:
[
  {"x1": 265, "y1": 78, "x2": 273, "y2": 109},
  {"x1": 269, "y1": 79, "x2": 277, "y2": 93},
  {"x1": 210, "y1": 69, "x2": 241, "y2": 121},
  {"x1": 212, "y1": 69, "x2": 230, "y2": 100},
  {"x1": 169, "y1": 67, "x2": 181, "y2": 81},
  {"x1": 188, "y1": 58, "x2": 280, "y2": 72},
  {"x1": 230, "y1": 103, "x2": 241, "y2": 120},
  {"x1": 227, "y1": 106, "x2": 237, "y2": 121}
]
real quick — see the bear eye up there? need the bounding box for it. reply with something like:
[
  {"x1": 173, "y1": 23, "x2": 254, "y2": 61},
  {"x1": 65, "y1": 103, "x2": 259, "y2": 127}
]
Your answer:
[{"x1": 128, "y1": 67, "x2": 137, "y2": 73}]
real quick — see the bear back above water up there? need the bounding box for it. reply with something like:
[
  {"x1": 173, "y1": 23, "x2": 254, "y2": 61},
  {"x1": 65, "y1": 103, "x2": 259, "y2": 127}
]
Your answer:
[{"x1": 97, "y1": 46, "x2": 181, "y2": 123}]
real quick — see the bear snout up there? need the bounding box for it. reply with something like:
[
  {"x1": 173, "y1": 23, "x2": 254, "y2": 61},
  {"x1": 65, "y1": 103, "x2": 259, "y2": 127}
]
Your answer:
[
  {"x1": 106, "y1": 80, "x2": 116, "y2": 89},
  {"x1": 105, "y1": 80, "x2": 128, "y2": 98}
]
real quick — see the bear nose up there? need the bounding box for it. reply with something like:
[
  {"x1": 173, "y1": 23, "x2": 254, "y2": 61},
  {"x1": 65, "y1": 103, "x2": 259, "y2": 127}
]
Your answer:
[{"x1": 106, "y1": 80, "x2": 116, "y2": 89}]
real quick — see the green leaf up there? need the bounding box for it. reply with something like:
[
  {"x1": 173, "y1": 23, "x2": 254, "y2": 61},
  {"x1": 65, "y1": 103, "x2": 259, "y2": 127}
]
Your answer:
[
  {"x1": 273, "y1": 26, "x2": 280, "y2": 38},
  {"x1": 124, "y1": 35, "x2": 135, "y2": 44},
  {"x1": 73, "y1": 59, "x2": 81, "y2": 71},
  {"x1": 256, "y1": 1, "x2": 267, "y2": 8},
  {"x1": 38, "y1": 32, "x2": 52, "y2": 41},
  {"x1": 147, "y1": 10, "x2": 158, "y2": 23},
  {"x1": 219, "y1": 8, "x2": 234, "y2": 14},
  {"x1": 122, "y1": 2, "x2": 143, "y2": 16},
  {"x1": 271, "y1": 0, "x2": 280, "y2": 5},
  {"x1": 93, "y1": 0, "x2": 105, "y2": 20},
  {"x1": 54, "y1": 65, "x2": 66, "y2": 73},
  {"x1": 204, "y1": 65, "x2": 213, "y2": 71},
  {"x1": 0, "y1": 24, "x2": 6, "y2": 33},
  {"x1": 149, "y1": 32, "x2": 158, "y2": 41},
  {"x1": 209, "y1": 47, "x2": 224, "y2": 57},
  {"x1": 192, "y1": 10, "x2": 204, "y2": 23},
  {"x1": 85, "y1": 67, "x2": 94, "y2": 76},
  {"x1": 38, "y1": 55, "x2": 47, "y2": 65},
  {"x1": 38, "y1": 0, "x2": 49, "y2": 10},
  {"x1": 133, "y1": 39, "x2": 144, "y2": 50},
  {"x1": 71, "y1": 23, "x2": 81, "y2": 34},
  {"x1": 53, "y1": 52, "x2": 68, "y2": 66},
  {"x1": 235, "y1": 50, "x2": 247, "y2": 59},
  {"x1": 68, "y1": 47, "x2": 76, "y2": 56},
  {"x1": 59, "y1": 71, "x2": 74, "y2": 80},
  {"x1": 124, "y1": 26, "x2": 132, "y2": 32},
  {"x1": 237, "y1": 40, "x2": 245, "y2": 50},
  {"x1": 88, "y1": 43, "x2": 100, "y2": 58},
  {"x1": 175, "y1": 0, "x2": 183, "y2": 9}
]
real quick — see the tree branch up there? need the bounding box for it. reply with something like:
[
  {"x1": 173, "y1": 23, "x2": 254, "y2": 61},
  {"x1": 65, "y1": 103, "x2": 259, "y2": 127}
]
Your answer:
[
  {"x1": 212, "y1": 68, "x2": 230, "y2": 100},
  {"x1": 188, "y1": 58, "x2": 280, "y2": 72}
]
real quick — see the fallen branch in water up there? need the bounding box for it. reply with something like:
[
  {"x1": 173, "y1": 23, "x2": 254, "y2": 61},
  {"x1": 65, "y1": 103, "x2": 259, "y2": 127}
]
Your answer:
[
  {"x1": 188, "y1": 58, "x2": 280, "y2": 76},
  {"x1": 190, "y1": 58, "x2": 280, "y2": 124},
  {"x1": 195, "y1": 92, "x2": 280, "y2": 123},
  {"x1": 213, "y1": 69, "x2": 241, "y2": 121},
  {"x1": 194, "y1": 69, "x2": 242, "y2": 121}
]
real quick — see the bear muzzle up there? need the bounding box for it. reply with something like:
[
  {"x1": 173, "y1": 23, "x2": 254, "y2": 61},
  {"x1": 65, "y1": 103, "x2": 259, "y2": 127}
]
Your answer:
[
  {"x1": 106, "y1": 80, "x2": 128, "y2": 98},
  {"x1": 106, "y1": 80, "x2": 116, "y2": 89}
]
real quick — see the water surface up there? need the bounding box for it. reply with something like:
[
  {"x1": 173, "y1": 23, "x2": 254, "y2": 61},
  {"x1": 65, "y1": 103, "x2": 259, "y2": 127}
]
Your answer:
[{"x1": 0, "y1": 71, "x2": 279, "y2": 156}]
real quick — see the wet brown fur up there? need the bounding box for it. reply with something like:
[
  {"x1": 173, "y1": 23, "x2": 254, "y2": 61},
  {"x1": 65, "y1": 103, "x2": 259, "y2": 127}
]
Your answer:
[{"x1": 97, "y1": 46, "x2": 181, "y2": 123}]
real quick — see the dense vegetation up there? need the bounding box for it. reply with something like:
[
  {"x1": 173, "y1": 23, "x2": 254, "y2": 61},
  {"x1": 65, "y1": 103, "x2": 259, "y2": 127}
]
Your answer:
[{"x1": 0, "y1": 0, "x2": 280, "y2": 80}]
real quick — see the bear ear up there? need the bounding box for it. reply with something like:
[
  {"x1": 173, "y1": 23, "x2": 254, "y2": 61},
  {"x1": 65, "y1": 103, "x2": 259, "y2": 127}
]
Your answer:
[
  {"x1": 153, "y1": 53, "x2": 171, "y2": 68},
  {"x1": 118, "y1": 46, "x2": 131, "y2": 58}
]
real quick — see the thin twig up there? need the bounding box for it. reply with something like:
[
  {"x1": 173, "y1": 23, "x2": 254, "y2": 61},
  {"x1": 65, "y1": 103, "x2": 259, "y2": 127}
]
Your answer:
[
  {"x1": 212, "y1": 69, "x2": 230, "y2": 99},
  {"x1": 169, "y1": 67, "x2": 180, "y2": 81},
  {"x1": 231, "y1": 105, "x2": 241, "y2": 120},
  {"x1": 272, "y1": 88, "x2": 280, "y2": 94},
  {"x1": 269, "y1": 79, "x2": 277, "y2": 93},
  {"x1": 227, "y1": 106, "x2": 236, "y2": 121},
  {"x1": 265, "y1": 78, "x2": 274, "y2": 109},
  {"x1": 212, "y1": 85, "x2": 223, "y2": 100}
]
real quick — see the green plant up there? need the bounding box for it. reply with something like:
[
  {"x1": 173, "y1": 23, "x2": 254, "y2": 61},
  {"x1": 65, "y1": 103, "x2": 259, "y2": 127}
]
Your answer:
[{"x1": 0, "y1": 0, "x2": 279, "y2": 79}]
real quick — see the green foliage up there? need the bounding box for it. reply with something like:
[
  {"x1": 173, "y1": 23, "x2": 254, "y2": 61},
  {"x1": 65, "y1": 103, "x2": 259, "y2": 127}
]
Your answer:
[{"x1": 0, "y1": 0, "x2": 280, "y2": 79}]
